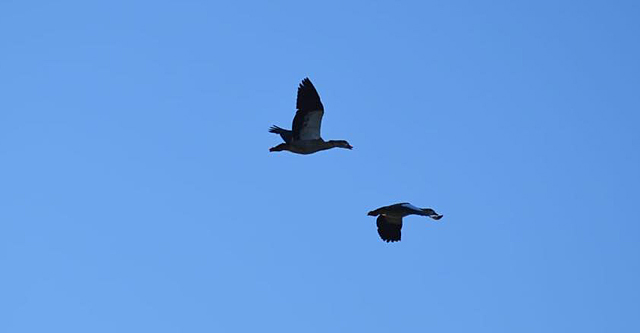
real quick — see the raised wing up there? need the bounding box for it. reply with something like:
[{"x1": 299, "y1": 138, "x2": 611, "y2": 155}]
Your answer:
[
  {"x1": 292, "y1": 78, "x2": 324, "y2": 141},
  {"x1": 376, "y1": 215, "x2": 403, "y2": 242}
]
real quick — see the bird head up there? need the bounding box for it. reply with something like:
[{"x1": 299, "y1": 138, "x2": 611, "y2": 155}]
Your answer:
[
  {"x1": 330, "y1": 140, "x2": 353, "y2": 150},
  {"x1": 422, "y1": 208, "x2": 443, "y2": 220}
]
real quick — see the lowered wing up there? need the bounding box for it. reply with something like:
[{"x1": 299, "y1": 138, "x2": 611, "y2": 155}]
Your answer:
[{"x1": 376, "y1": 215, "x2": 403, "y2": 243}]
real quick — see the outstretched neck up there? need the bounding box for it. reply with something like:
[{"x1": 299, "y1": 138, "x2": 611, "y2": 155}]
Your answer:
[{"x1": 327, "y1": 140, "x2": 342, "y2": 147}]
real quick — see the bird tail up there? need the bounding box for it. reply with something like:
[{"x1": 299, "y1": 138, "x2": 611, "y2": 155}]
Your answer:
[
  {"x1": 269, "y1": 125, "x2": 286, "y2": 134},
  {"x1": 367, "y1": 208, "x2": 382, "y2": 216},
  {"x1": 269, "y1": 125, "x2": 293, "y2": 144}
]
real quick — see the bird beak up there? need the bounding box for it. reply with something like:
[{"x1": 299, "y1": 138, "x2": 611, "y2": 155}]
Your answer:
[{"x1": 347, "y1": 144, "x2": 353, "y2": 150}]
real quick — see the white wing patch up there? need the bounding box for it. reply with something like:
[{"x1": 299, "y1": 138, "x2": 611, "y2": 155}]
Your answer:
[{"x1": 297, "y1": 110, "x2": 323, "y2": 140}]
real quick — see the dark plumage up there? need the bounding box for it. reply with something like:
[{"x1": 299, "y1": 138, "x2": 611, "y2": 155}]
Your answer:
[
  {"x1": 268, "y1": 125, "x2": 293, "y2": 144},
  {"x1": 268, "y1": 78, "x2": 352, "y2": 154},
  {"x1": 293, "y1": 78, "x2": 324, "y2": 141},
  {"x1": 376, "y1": 215, "x2": 402, "y2": 242},
  {"x1": 368, "y1": 203, "x2": 443, "y2": 242}
]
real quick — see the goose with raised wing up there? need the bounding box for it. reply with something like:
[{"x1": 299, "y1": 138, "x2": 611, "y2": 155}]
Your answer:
[
  {"x1": 367, "y1": 203, "x2": 443, "y2": 243},
  {"x1": 269, "y1": 78, "x2": 352, "y2": 154}
]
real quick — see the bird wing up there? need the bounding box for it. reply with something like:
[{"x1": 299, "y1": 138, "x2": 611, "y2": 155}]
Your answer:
[
  {"x1": 292, "y1": 78, "x2": 324, "y2": 141},
  {"x1": 376, "y1": 215, "x2": 403, "y2": 243}
]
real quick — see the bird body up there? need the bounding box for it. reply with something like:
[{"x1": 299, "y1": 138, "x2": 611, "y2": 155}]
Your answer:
[
  {"x1": 269, "y1": 139, "x2": 351, "y2": 154},
  {"x1": 368, "y1": 203, "x2": 443, "y2": 242},
  {"x1": 269, "y1": 78, "x2": 352, "y2": 154}
]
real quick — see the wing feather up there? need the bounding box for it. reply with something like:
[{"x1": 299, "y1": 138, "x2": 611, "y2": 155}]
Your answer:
[
  {"x1": 292, "y1": 78, "x2": 324, "y2": 141},
  {"x1": 376, "y1": 215, "x2": 403, "y2": 242}
]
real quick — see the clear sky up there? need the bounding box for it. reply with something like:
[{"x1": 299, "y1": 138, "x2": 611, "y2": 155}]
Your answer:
[{"x1": 1, "y1": 1, "x2": 639, "y2": 332}]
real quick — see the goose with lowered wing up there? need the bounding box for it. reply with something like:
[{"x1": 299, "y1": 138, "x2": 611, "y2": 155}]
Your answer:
[{"x1": 368, "y1": 203, "x2": 443, "y2": 243}]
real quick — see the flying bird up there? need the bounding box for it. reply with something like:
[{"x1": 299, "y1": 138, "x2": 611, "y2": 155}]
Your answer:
[
  {"x1": 269, "y1": 78, "x2": 353, "y2": 154},
  {"x1": 367, "y1": 203, "x2": 443, "y2": 243}
]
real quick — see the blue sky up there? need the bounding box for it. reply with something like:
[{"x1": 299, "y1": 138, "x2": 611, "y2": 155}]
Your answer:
[{"x1": 1, "y1": 0, "x2": 639, "y2": 332}]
